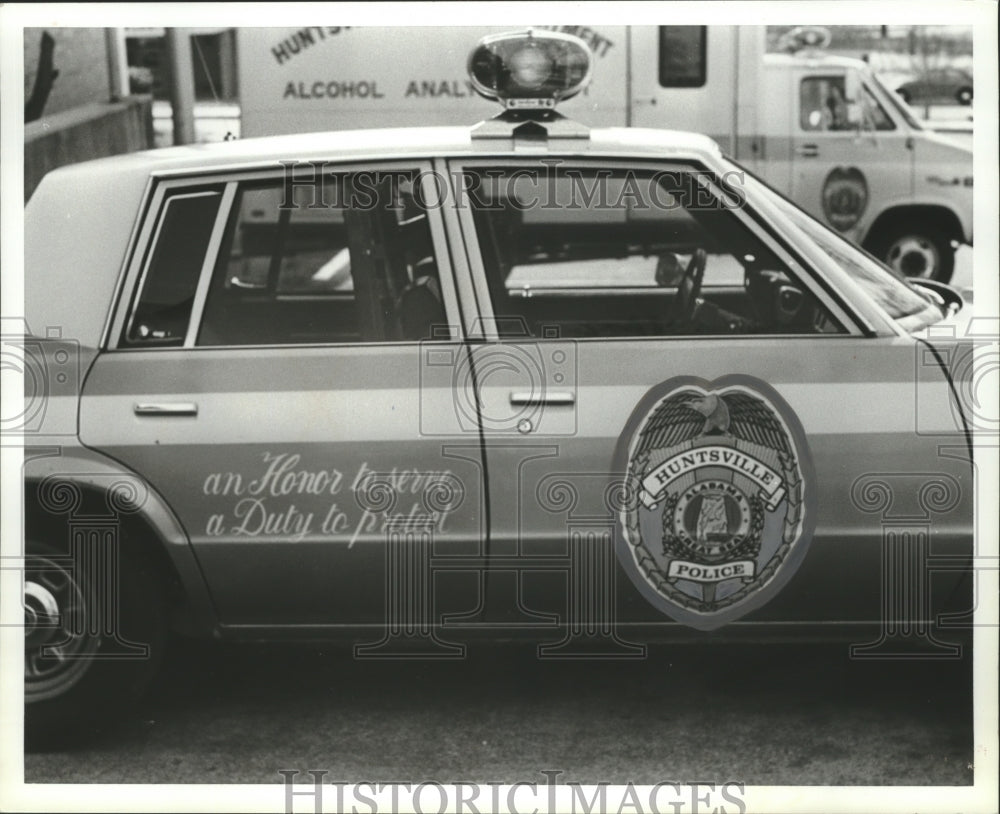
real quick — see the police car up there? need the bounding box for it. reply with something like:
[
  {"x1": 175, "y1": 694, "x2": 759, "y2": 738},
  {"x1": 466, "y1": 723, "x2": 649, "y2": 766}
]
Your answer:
[{"x1": 21, "y1": 31, "x2": 974, "y2": 744}]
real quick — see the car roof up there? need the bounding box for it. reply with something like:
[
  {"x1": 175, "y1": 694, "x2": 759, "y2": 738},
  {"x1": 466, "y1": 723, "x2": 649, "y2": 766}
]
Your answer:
[{"x1": 42, "y1": 124, "x2": 725, "y2": 181}]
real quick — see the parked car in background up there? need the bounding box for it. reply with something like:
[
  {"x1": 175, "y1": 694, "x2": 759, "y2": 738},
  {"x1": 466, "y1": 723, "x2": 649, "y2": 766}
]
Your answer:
[{"x1": 896, "y1": 67, "x2": 974, "y2": 105}]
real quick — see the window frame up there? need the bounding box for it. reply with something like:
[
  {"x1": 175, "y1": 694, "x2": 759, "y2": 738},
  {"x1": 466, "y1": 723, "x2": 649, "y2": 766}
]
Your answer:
[
  {"x1": 657, "y1": 26, "x2": 708, "y2": 89},
  {"x1": 117, "y1": 185, "x2": 230, "y2": 349},
  {"x1": 108, "y1": 161, "x2": 463, "y2": 351},
  {"x1": 446, "y1": 157, "x2": 863, "y2": 342}
]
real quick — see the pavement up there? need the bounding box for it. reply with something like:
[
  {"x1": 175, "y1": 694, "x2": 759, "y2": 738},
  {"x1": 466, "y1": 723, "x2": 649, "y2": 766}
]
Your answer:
[{"x1": 24, "y1": 638, "x2": 973, "y2": 785}]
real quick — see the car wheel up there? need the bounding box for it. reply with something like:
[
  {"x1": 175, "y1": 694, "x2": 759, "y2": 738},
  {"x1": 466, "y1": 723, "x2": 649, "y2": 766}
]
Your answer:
[
  {"x1": 867, "y1": 223, "x2": 955, "y2": 284},
  {"x1": 956, "y1": 87, "x2": 973, "y2": 105},
  {"x1": 24, "y1": 538, "x2": 167, "y2": 749},
  {"x1": 896, "y1": 88, "x2": 911, "y2": 104}
]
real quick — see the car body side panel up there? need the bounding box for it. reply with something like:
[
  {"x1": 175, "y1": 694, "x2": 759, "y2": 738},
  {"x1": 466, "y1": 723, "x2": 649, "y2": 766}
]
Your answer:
[
  {"x1": 22, "y1": 444, "x2": 219, "y2": 635},
  {"x1": 471, "y1": 337, "x2": 971, "y2": 627},
  {"x1": 79, "y1": 345, "x2": 487, "y2": 626}
]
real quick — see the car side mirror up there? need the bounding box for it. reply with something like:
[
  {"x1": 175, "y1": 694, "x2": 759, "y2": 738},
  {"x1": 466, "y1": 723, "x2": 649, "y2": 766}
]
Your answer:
[{"x1": 909, "y1": 279, "x2": 964, "y2": 317}]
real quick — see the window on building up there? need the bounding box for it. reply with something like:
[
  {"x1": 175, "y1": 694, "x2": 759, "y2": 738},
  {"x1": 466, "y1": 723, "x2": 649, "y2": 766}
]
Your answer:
[{"x1": 658, "y1": 26, "x2": 707, "y2": 88}]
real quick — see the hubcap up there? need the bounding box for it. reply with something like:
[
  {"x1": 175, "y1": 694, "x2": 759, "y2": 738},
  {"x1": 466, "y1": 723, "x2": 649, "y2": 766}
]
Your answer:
[
  {"x1": 24, "y1": 555, "x2": 100, "y2": 702},
  {"x1": 885, "y1": 235, "x2": 940, "y2": 279}
]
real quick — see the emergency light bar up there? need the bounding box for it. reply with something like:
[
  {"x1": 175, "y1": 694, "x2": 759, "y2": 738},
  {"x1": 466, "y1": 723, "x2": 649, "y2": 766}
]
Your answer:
[
  {"x1": 778, "y1": 26, "x2": 832, "y2": 54},
  {"x1": 468, "y1": 30, "x2": 593, "y2": 110}
]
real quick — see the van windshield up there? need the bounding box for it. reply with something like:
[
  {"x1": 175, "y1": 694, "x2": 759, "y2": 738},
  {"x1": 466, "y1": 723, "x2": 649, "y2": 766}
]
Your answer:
[{"x1": 870, "y1": 72, "x2": 924, "y2": 130}]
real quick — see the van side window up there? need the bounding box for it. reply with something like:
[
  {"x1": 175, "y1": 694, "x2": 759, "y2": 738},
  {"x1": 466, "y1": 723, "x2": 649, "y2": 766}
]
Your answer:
[
  {"x1": 658, "y1": 27, "x2": 707, "y2": 88},
  {"x1": 123, "y1": 189, "x2": 223, "y2": 347},
  {"x1": 800, "y1": 76, "x2": 851, "y2": 131},
  {"x1": 196, "y1": 172, "x2": 445, "y2": 346}
]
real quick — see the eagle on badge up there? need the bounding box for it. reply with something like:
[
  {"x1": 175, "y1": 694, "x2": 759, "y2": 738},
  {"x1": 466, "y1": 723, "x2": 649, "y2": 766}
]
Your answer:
[{"x1": 615, "y1": 376, "x2": 813, "y2": 629}]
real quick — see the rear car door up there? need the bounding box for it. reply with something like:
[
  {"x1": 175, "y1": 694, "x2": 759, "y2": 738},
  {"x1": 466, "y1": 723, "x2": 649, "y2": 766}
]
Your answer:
[
  {"x1": 446, "y1": 156, "x2": 971, "y2": 637},
  {"x1": 80, "y1": 163, "x2": 484, "y2": 629}
]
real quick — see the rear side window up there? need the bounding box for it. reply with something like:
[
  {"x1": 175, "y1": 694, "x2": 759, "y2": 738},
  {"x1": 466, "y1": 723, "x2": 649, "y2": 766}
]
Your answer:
[
  {"x1": 122, "y1": 189, "x2": 223, "y2": 346},
  {"x1": 197, "y1": 171, "x2": 445, "y2": 346},
  {"x1": 658, "y1": 26, "x2": 707, "y2": 88}
]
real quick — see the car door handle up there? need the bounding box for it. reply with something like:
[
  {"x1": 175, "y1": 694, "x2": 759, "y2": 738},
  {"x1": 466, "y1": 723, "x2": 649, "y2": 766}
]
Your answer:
[
  {"x1": 134, "y1": 402, "x2": 199, "y2": 417},
  {"x1": 796, "y1": 144, "x2": 819, "y2": 158},
  {"x1": 509, "y1": 391, "x2": 575, "y2": 406}
]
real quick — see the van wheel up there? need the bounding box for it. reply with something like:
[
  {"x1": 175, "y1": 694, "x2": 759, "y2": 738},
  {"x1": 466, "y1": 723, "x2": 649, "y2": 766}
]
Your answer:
[
  {"x1": 867, "y1": 223, "x2": 955, "y2": 284},
  {"x1": 24, "y1": 538, "x2": 167, "y2": 749},
  {"x1": 956, "y1": 87, "x2": 972, "y2": 105}
]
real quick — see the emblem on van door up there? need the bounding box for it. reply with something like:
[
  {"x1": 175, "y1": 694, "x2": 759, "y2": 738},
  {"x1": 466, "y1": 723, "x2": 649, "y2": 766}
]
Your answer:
[
  {"x1": 613, "y1": 375, "x2": 816, "y2": 630},
  {"x1": 821, "y1": 166, "x2": 868, "y2": 232}
]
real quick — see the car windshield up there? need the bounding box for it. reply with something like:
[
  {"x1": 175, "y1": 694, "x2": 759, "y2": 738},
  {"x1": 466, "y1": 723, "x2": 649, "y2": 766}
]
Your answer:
[{"x1": 738, "y1": 172, "x2": 944, "y2": 331}]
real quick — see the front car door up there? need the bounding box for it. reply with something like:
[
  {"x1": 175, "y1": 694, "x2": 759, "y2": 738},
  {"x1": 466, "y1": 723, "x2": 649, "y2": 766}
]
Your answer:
[
  {"x1": 445, "y1": 154, "x2": 971, "y2": 641},
  {"x1": 80, "y1": 162, "x2": 485, "y2": 630}
]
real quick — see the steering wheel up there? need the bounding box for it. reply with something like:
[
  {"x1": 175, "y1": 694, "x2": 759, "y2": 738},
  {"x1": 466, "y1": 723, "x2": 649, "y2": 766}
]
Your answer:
[{"x1": 667, "y1": 248, "x2": 707, "y2": 331}]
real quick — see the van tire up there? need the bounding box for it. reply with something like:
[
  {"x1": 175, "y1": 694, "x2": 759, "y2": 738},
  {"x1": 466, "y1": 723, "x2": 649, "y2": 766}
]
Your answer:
[
  {"x1": 867, "y1": 222, "x2": 955, "y2": 284},
  {"x1": 24, "y1": 537, "x2": 167, "y2": 750},
  {"x1": 956, "y1": 87, "x2": 972, "y2": 106}
]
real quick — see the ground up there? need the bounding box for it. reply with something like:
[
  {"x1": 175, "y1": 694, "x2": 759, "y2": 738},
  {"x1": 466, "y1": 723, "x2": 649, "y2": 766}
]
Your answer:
[{"x1": 25, "y1": 638, "x2": 973, "y2": 785}]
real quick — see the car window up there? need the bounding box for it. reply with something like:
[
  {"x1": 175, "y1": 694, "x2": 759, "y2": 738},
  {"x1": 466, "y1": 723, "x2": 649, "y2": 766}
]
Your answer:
[
  {"x1": 122, "y1": 188, "x2": 224, "y2": 346},
  {"x1": 196, "y1": 171, "x2": 446, "y2": 346},
  {"x1": 463, "y1": 164, "x2": 845, "y2": 338}
]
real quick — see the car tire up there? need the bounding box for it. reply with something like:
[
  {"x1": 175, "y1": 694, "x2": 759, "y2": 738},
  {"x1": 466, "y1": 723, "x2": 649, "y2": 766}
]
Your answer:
[
  {"x1": 956, "y1": 87, "x2": 973, "y2": 106},
  {"x1": 24, "y1": 537, "x2": 168, "y2": 749},
  {"x1": 896, "y1": 88, "x2": 911, "y2": 104},
  {"x1": 866, "y1": 222, "x2": 955, "y2": 284}
]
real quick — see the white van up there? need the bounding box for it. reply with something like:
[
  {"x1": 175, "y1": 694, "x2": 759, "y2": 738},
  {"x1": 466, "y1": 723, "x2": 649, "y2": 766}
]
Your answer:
[{"x1": 237, "y1": 25, "x2": 973, "y2": 281}]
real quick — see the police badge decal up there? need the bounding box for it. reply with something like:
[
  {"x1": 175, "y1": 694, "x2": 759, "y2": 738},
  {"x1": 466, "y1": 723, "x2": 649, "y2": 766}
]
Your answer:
[{"x1": 613, "y1": 375, "x2": 817, "y2": 630}]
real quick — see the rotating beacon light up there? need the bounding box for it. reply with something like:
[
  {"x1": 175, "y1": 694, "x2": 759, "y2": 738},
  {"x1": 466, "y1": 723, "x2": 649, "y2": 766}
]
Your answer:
[{"x1": 467, "y1": 29, "x2": 593, "y2": 110}]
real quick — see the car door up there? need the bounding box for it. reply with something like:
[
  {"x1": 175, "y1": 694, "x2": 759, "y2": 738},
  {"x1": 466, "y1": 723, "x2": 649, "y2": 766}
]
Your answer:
[
  {"x1": 80, "y1": 163, "x2": 485, "y2": 629},
  {"x1": 446, "y1": 156, "x2": 971, "y2": 636},
  {"x1": 790, "y1": 70, "x2": 913, "y2": 244}
]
